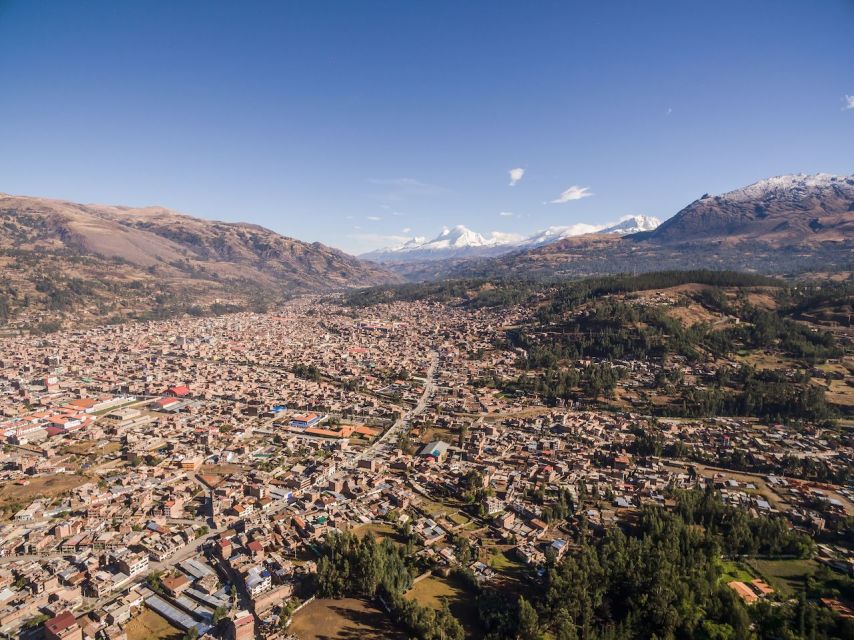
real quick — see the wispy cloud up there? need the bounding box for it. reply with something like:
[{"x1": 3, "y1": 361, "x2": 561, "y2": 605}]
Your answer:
[
  {"x1": 489, "y1": 231, "x2": 525, "y2": 243},
  {"x1": 367, "y1": 216, "x2": 382, "y2": 221},
  {"x1": 367, "y1": 177, "x2": 448, "y2": 202},
  {"x1": 499, "y1": 211, "x2": 515, "y2": 217},
  {"x1": 402, "y1": 227, "x2": 412, "y2": 233},
  {"x1": 508, "y1": 167, "x2": 525, "y2": 186},
  {"x1": 549, "y1": 185, "x2": 593, "y2": 204},
  {"x1": 342, "y1": 232, "x2": 413, "y2": 255},
  {"x1": 844, "y1": 95, "x2": 854, "y2": 110}
]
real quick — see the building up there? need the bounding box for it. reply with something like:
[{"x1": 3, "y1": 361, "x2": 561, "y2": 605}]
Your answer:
[
  {"x1": 117, "y1": 551, "x2": 149, "y2": 577},
  {"x1": 289, "y1": 412, "x2": 322, "y2": 428},
  {"x1": 44, "y1": 611, "x2": 82, "y2": 640},
  {"x1": 419, "y1": 440, "x2": 450, "y2": 462},
  {"x1": 166, "y1": 385, "x2": 190, "y2": 397},
  {"x1": 229, "y1": 610, "x2": 254, "y2": 640}
]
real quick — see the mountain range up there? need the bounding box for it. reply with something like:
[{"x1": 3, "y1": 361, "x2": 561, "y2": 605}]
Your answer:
[
  {"x1": 439, "y1": 173, "x2": 854, "y2": 281},
  {"x1": 361, "y1": 215, "x2": 661, "y2": 263},
  {"x1": 0, "y1": 172, "x2": 851, "y2": 331}
]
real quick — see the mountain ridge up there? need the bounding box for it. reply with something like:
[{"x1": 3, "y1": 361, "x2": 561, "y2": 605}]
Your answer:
[
  {"x1": 419, "y1": 173, "x2": 854, "y2": 281},
  {"x1": 0, "y1": 192, "x2": 400, "y2": 331}
]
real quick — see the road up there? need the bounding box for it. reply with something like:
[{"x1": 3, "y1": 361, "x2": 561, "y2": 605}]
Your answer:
[{"x1": 350, "y1": 349, "x2": 439, "y2": 465}]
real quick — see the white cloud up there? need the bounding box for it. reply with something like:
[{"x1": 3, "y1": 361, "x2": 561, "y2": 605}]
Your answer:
[
  {"x1": 549, "y1": 185, "x2": 593, "y2": 204},
  {"x1": 402, "y1": 227, "x2": 412, "y2": 233},
  {"x1": 508, "y1": 167, "x2": 525, "y2": 186},
  {"x1": 499, "y1": 211, "x2": 514, "y2": 217},
  {"x1": 844, "y1": 95, "x2": 854, "y2": 110},
  {"x1": 489, "y1": 231, "x2": 525, "y2": 244},
  {"x1": 367, "y1": 216, "x2": 382, "y2": 221}
]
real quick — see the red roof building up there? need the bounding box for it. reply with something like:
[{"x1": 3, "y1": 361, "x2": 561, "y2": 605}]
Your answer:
[
  {"x1": 44, "y1": 611, "x2": 82, "y2": 640},
  {"x1": 166, "y1": 384, "x2": 190, "y2": 397}
]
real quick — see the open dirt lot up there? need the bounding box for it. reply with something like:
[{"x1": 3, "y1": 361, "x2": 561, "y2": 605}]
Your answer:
[
  {"x1": 289, "y1": 597, "x2": 406, "y2": 640},
  {"x1": 125, "y1": 609, "x2": 181, "y2": 640},
  {"x1": 0, "y1": 473, "x2": 89, "y2": 518}
]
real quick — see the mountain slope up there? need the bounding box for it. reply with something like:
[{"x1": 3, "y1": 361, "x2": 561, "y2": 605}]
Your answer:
[
  {"x1": 442, "y1": 173, "x2": 854, "y2": 281},
  {"x1": 0, "y1": 193, "x2": 399, "y2": 331},
  {"x1": 645, "y1": 173, "x2": 854, "y2": 246}
]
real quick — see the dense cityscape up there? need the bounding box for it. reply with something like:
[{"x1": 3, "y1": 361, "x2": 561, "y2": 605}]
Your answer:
[{"x1": 0, "y1": 275, "x2": 851, "y2": 640}]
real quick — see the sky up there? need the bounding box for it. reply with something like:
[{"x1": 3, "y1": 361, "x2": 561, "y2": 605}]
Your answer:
[{"x1": 0, "y1": 1, "x2": 852, "y2": 255}]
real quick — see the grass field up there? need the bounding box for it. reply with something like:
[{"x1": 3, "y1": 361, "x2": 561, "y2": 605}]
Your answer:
[
  {"x1": 719, "y1": 560, "x2": 755, "y2": 584},
  {"x1": 352, "y1": 522, "x2": 400, "y2": 543},
  {"x1": 125, "y1": 609, "x2": 181, "y2": 640},
  {"x1": 447, "y1": 511, "x2": 471, "y2": 526},
  {"x1": 289, "y1": 597, "x2": 405, "y2": 640},
  {"x1": 470, "y1": 544, "x2": 531, "y2": 601},
  {"x1": 746, "y1": 559, "x2": 819, "y2": 597},
  {"x1": 406, "y1": 575, "x2": 482, "y2": 638}
]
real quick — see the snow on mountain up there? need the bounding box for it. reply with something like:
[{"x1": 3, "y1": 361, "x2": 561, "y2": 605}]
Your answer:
[
  {"x1": 361, "y1": 216, "x2": 661, "y2": 263},
  {"x1": 519, "y1": 216, "x2": 661, "y2": 248},
  {"x1": 717, "y1": 173, "x2": 843, "y2": 203},
  {"x1": 519, "y1": 223, "x2": 602, "y2": 247},
  {"x1": 600, "y1": 215, "x2": 661, "y2": 235}
]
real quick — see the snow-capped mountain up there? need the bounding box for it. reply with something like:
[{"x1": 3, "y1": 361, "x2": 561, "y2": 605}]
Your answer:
[
  {"x1": 600, "y1": 215, "x2": 661, "y2": 235},
  {"x1": 648, "y1": 173, "x2": 854, "y2": 245},
  {"x1": 360, "y1": 216, "x2": 661, "y2": 263},
  {"x1": 360, "y1": 225, "x2": 524, "y2": 262},
  {"x1": 518, "y1": 216, "x2": 661, "y2": 248}
]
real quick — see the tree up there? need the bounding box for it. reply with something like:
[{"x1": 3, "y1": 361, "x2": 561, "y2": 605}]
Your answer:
[
  {"x1": 517, "y1": 596, "x2": 540, "y2": 640},
  {"x1": 212, "y1": 606, "x2": 228, "y2": 624}
]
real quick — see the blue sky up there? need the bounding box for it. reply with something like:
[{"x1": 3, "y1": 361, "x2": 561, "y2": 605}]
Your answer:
[{"x1": 1, "y1": 1, "x2": 852, "y2": 254}]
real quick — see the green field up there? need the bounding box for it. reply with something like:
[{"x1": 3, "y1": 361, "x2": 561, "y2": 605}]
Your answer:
[
  {"x1": 719, "y1": 560, "x2": 755, "y2": 584},
  {"x1": 746, "y1": 559, "x2": 820, "y2": 597},
  {"x1": 406, "y1": 575, "x2": 481, "y2": 638},
  {"x1": 352, "y1": 522, "x2": 401, "y2": 543}
]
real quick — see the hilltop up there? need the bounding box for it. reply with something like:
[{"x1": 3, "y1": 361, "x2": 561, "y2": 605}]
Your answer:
[{"x1": 0, "y1": 193, "x2": 399, "y2": 332}]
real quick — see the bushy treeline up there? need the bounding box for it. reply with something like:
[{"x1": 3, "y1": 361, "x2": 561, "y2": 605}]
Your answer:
[
  {"x1": 497, "y1": 363, "x2": 622, "y2": 403},
  {"x1": 540, "y1": 270, "x2": 783, "y2": 317},
  {"x1": 473, "y1": 489, "x2": 850, "y2": 640},
  {"x1": 515, "y1": 300, "x2": 706, "y2": 366},
  {"x1": 518, "y1": 292, "x2": 839, "y2": 369},
  {"x1": 661, "y1": 377, "x2": 833, "y2": 422},
  {"x1": 344, "y1": 270, "x2": 783, "y2": 310},
  {"x1": 344, "y1": 277, "x2": 547, "y2": 309},
  {"x1": 315, "y1": 531, "x2": 464, "y2": 640}
]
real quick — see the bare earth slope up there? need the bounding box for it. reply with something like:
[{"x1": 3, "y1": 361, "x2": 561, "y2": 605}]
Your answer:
[{"x1": 0, "y1": 193, "x2": 400, "y2": 331}]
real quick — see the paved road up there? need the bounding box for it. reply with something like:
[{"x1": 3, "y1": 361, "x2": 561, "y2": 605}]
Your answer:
[{"x1": 351, "y1": 349, "x2": 439, "y2": 465}]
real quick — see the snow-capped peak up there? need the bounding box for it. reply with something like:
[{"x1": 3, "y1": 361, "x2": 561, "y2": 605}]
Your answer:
[
  {"x1": 600, "y1": 215, "x2": 661, "y2": 234},
  {"x1": 718, "y1": 173, "x2": 847, "y2": 203},
  {"x1": 433, "y1": 225, "x2": 492, "y2": 248},
  {"x1": 360, "y1": 216, "x2": 661, "y2": 262}
]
